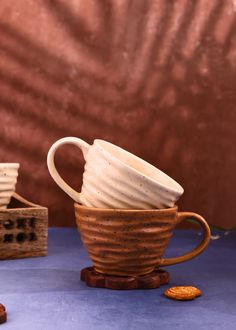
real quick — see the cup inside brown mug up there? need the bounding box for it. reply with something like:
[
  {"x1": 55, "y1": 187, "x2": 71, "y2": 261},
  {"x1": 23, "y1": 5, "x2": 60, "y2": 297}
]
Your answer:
[{"x1": 75, "y1": 204, "x2": 211, "y2": 276}]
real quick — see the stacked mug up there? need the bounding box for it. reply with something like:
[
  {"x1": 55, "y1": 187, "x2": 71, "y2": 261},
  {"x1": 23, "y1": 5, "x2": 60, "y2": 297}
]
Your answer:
[{"x1": 47, "y1": 137, "x2": 210, "y2": 276}]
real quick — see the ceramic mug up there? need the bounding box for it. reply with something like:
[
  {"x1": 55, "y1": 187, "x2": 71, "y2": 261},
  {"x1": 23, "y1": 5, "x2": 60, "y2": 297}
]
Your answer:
[
  {"x1": 47, "y1": 137, "x2": 184, "y2": 209},
  {"x1": 0, "y1": 163, "x2": 20, "y2": 208},
  {"x1": 75, "y1": 203, "x2": 211, "y2": 276}
]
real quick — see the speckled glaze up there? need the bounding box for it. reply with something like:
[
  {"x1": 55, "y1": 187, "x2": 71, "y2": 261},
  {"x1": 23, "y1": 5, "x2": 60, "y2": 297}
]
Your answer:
[
  {"x1": 0, "y1": 163, "x2": 19, "y2": 208},
  {"x1": 75, "y1": 203, "x2": 211, "y2": 276},
  {"x1": 47, "y1": 137, "x2": 184, "y2": 209}
]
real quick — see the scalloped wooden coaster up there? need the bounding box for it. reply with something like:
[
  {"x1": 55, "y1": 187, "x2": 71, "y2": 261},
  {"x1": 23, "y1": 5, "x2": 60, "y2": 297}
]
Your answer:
[
  {"x1": 81, "y1": 267, "x2": 170, "y2": 290},
  {"x1": 0, "y1": 304, "x2": 7, "y2": 324}
]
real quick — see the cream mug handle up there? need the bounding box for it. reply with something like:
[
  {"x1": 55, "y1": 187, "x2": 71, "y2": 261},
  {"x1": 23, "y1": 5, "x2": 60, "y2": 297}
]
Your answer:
[{"x1": 47, "y1": 137, "x2": 90, "y2": 202}]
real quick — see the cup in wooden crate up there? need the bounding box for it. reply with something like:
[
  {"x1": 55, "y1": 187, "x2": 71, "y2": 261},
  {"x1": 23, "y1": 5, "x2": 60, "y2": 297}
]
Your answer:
[
  {"x1": 0, "y1": 163, "x2": 19, "y2": 209},
  {"x1": 0, "y1": 193, "x2": 48, "y2": 260}
]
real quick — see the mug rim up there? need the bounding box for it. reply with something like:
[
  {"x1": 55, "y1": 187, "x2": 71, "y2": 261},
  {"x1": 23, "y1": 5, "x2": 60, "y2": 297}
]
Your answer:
[
  {"x1": 94, "y1": 139, "x2": 184, "y2": 196},
  {"x1": 74, "y1": 202, "x2": 178, "y2": 213},
  {"x1": 0, "y1": 163, "x2": 20, "y2": 168}
]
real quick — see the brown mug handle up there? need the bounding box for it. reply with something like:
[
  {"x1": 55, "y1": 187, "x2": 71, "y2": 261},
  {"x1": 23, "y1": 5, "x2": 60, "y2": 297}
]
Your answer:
[{"x1": 160, "y1": 212, "x2": 211, "y2": 266}]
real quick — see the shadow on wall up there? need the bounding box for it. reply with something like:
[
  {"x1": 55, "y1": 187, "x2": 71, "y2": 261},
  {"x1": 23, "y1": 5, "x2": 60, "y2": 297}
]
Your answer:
[{"x1": 0, "y1": 0, "x2": 236, "y2": 228}]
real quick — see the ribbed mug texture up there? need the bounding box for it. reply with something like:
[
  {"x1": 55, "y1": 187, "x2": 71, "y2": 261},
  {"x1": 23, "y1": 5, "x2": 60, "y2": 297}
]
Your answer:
[
  {"x1": 0, "y1": 164, "x2": 19, "y2": 208},
  {"x1": 75, "y1": 203, "x2": 177, "y2": 276},
  {"x1": 80, "y1": 140, "x2": 183, "y2": 209},
  {"x1": 47, "y1": 137, "x2": 184, "y2": 210}
]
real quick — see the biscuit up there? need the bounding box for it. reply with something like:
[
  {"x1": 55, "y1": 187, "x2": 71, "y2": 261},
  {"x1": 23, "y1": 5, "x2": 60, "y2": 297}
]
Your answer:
[
  {"x1": 164, "y1": 286, "x2": 202, "y2": 301},
  {"x1": 0, "y1": 304, "x2": 7, "y2": 324}
]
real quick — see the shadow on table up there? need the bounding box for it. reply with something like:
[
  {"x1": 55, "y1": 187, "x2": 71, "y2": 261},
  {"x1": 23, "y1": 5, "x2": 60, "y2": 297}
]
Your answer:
[{"x1": 0, "y1": 269, "x2": 85, "y2": 293}]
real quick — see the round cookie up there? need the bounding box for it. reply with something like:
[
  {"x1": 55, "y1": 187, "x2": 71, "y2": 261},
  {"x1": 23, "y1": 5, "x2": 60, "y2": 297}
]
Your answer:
[{"x1": 164, "y1": 286, "x2": 202, "y2": 301}]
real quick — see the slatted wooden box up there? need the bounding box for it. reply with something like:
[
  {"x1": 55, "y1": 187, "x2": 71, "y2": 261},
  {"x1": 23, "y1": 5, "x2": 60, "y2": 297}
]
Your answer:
[{"x1": 0, "y1": 193, "x2": 48, "y2": 260}]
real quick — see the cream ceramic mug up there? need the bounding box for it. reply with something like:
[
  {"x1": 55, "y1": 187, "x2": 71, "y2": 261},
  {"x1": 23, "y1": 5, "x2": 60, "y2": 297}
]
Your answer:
[
  {"x1": 47, "y1": 137, "x2": 184, "y2": 209},
  {"x1": 0, "y1": 163, "x2": 20, "y2": 208}
]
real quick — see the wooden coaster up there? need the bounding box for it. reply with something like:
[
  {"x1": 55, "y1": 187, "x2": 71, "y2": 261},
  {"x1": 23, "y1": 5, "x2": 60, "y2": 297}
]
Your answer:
[
  {"x1": 81, "y1": 267, "x2": 170, "y2": 290},
  {"x1": 0, "y1": 304, "x2": 7, "y2": 324}
]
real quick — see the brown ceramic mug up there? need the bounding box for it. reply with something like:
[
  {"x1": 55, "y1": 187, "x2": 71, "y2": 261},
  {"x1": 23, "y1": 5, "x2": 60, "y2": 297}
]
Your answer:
[{"x1": 75, "y1": 204, "x2": 211, "y2": 276}]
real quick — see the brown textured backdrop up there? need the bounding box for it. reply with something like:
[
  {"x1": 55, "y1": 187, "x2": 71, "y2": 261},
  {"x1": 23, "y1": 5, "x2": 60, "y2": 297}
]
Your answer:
[{"x1": 0, "y1": 0, "x2": 236, "y2": 228}]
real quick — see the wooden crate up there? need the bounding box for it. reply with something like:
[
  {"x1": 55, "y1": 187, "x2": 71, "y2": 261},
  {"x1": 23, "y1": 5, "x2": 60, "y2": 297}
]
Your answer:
[{"x1": 0, "y1": 193, "x2": 48, "y2": 260}]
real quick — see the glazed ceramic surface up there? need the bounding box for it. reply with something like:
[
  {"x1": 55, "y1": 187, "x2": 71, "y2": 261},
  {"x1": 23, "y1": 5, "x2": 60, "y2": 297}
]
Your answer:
[
  {"x1": 47, "y1": 137, "x2": 184, "y2": 209},
  {"x1": 75, "y1": 203, "x2": 211, "y2": 276},
  {"x1": 0, "y1": 163, "x2": 19, "y2": 208}
]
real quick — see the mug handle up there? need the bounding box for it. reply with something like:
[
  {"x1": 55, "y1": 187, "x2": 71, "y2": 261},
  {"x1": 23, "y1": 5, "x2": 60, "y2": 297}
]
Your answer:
[
  {"x1": 47, "y1": 137, "x2": 90, "y2": 202},
  {"x1": 160, "y1": 212, "x2": 211, "y2": 266}
]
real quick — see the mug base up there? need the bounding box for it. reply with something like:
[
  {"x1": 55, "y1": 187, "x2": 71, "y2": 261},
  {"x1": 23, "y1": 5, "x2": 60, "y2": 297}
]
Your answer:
[{"x1": 80, "y1": 266, "x2": 170, "y2": 290}]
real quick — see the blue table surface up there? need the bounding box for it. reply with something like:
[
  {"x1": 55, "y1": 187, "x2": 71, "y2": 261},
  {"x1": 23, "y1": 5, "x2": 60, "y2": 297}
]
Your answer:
[{"x1": 0, "y1": 228, "x2": 235, "y2": 330}]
